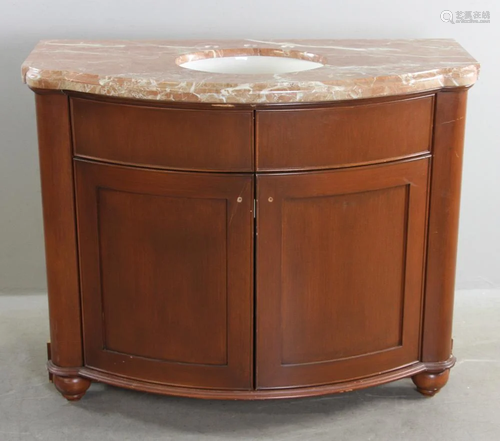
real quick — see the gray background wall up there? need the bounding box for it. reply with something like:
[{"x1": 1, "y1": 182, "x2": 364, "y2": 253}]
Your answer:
[{"x1": 0, "y1": 0, "x2": 498, "y2": 293}]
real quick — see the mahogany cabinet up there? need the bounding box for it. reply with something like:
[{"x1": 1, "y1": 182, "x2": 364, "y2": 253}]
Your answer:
[{"x1": 33, "y1": 89, "x2": 469, "y2": 401}]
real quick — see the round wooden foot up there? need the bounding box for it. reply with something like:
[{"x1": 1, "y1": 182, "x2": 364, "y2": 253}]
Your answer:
[
  {"x1": 53, "y1": 375, "x2": 91, "y2": 401},
  {"x1": 412, "y1": 369, "x2": 450, "y2": 397}
]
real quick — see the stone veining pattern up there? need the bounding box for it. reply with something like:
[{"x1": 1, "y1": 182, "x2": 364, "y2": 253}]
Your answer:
[{"x1": 22, "y1": 39, "x2": 480, "y2": 104}]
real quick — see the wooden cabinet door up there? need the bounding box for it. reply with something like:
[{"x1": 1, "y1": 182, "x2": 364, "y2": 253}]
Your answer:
[
  {"x1": 256, "y1": 158, "x2": 430, "y2": 388},
  {"x1": 75, "y1": 160, "x2": 254, "y2": 390}
]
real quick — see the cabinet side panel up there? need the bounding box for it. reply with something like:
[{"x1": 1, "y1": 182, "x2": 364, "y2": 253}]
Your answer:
[
  {"x1": 423, "y1": 89, "x2": 468, "y2": 363},
  {"x1": 35, "y1": 92, "x2": 83, "y2": 367}
]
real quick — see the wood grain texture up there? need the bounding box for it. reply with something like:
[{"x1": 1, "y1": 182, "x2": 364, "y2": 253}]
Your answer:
[
  {"x1": 422, "y1": 89, "x2": 469, "y2": 363},
  {"x1": 412, "y1": 369, "x2": 450, "y2": 397},
  {"x1": 256, "y1": 95, "x2": 434, "y2": 171},
  {"x1": 98, "y1": 190, "x2": 228, "y2": 365},
  {"x1": 71, "y1": 97, "x2": 254, "y2": 172},
  {"x1": 256, "y1": 158, "x2": 430, "y2": 388},
  {"x1": 53, "y1": 375, "x2": 91, "y2": 401},
  {"x1": 280, "y1": 185, "x2": 408, "y2": 365},
  {"x1": 47, "y1": 358, "x2": 456, "y2": 400},
  {"x1": 35, "y1": 92, "x2": 83, "y2": 367},
  {"x1": 75, "y1": 160, "x2": 254, "y2": 390}
]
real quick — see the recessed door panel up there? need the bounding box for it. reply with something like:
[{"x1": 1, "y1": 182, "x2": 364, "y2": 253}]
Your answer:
[
  {"x1": 281, "y1": 185, "x2": 407, "y2": 364},
  {"x1": 98, "y1": 189, "x2": 228, "y2": 365}
]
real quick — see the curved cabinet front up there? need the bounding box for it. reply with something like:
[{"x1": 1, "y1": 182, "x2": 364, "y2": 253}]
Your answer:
[
  {"x1": 256, "y1": 158, "x2": 430, "y2": 388},
  {"x1": 255, "y1": 95, "x2": 434, "y2": 171},
  {"x1": 75, "y1": 159, "x2": 254, "y2": 390},
  {"x1": 71, "y1": 97, "x2": 254, "y2": 172}
]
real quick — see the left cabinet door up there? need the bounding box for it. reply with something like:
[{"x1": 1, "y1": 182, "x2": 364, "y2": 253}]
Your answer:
[{"x1": 75, "y1": 160, "x2": 254, "y2": 390}]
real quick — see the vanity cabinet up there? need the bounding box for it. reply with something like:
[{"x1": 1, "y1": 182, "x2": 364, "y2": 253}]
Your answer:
[
  {"x1": 23, "y1": 38, "x2": 478, "y2": 401},
  {"x1": 32, "y1": 90, "x2": 467, "y2": 400}
]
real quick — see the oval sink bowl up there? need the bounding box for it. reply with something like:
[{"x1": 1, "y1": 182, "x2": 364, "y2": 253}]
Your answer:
[{"x1": 177, "y1": 49, "x2": 325, "y2": 75}]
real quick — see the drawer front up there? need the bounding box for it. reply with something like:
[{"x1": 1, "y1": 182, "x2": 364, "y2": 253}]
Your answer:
[
  {"x1": 71, "y1": 98, "x2": 254, "y2": 172},
  {"x1": 256, "y1": 95, "x2": 434, "y2": 171}
]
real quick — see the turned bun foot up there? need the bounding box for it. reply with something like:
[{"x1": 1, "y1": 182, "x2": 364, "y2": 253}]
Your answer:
[
  {"x1": 53, "y1": 375, "x2": 91, "y2": 401},
  {"x1": 412, "y1": 369, "x2": 450, "y2": 397}
]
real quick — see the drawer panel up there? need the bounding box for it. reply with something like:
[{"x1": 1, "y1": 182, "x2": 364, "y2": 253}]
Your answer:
[
  {"x1": 71, "y1": 98, "x2": 253, "y2": 172},
  {"x1": 256, "y1": 95, "x2": 434, "y2": 171}
]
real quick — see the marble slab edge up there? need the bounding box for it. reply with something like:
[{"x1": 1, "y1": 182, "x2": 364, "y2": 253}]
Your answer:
[{"x1": 21, "y1": 39, "x2": 480, "y2": 104}]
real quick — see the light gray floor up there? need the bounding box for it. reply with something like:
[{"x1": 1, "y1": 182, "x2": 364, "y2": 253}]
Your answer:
[{"x1": 0, "y1": 290, "x2": 499, "y2": 441}]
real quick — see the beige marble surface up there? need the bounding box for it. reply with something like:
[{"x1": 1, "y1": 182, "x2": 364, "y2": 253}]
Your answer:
[{"x1": 21, "y1": 39, "x2": 479, "y2": 104}]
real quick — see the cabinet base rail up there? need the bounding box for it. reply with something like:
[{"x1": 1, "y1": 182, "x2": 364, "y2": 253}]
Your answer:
[{"x1": 47, "y1": 356, "x2": 455, "y2": 401}]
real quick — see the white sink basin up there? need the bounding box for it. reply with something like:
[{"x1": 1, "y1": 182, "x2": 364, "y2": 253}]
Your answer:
[{"x1": 179, "y1": 55, "x2": 324, "y2": 75}]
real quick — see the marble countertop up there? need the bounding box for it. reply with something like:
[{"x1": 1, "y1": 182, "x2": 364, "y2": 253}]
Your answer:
[{"x1": 22, "y1": 39, "x2": 479, "y2": 104}]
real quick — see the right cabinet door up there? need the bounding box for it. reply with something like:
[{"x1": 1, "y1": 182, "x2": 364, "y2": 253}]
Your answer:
[{"x1": 256, "y1": 158, "x2": 430, "y2": 388}]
